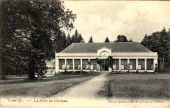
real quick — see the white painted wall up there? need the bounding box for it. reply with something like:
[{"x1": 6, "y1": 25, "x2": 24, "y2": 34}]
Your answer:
[{"x1": 55, "y1": 51, "x2": 158, "y2": 73}]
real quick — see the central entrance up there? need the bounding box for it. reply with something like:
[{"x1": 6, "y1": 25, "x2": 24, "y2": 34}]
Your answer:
[
  {"x1": 100, "y1": 59, "x2": 109, "y2": 71},
  {"x1": 97, "y1": 47, "x2": 112, "y2": 71}
]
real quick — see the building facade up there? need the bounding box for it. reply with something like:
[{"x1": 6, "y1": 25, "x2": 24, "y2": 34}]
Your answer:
[{"x1": 55, "y1": 42, "x2": 158, "y2": 73}]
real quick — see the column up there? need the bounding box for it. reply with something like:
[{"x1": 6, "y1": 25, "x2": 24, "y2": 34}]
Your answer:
[
  {"x1": 65, "y1": 59, "x2": 67, "y2": 69},
  {"x1": 97, "y1": 63, "x2": 100, "y2": 72},
  {"x1": 154, "y1": 57, "x2": 158, "y2": 72},
  {"x1": 119, "y1": 59, "x2": 121, "y2": 71},
  {"x1": 55, "y1": 57, "x2": 59, "y2": 73},
  {"x1": 136, "y1": 59, "x2": 138, "y2": 71},
  {"x1": 127, "y1": 59, "x2": 129, "y2": 71},
  {"x1": 145, "y1": 58, "x2": 147, "y2": 72},
  {"x1": 73, "y1": 59, "x2": 75, "y2": 71},
  {"x1": 153, "y1": 58, "x2": 155, "y2": 71},
  {"x1": 88, "y1": 59, "x2": 90, "y2": 70},
  {"x1": 80, "y1": 59, "x2": 82, "y2": 70}
]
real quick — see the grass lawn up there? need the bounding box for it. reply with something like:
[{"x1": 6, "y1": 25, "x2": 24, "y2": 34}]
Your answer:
[
  {"x1": 98, "y1": 73, "x2": 170, "y2": 99},
  {"x1": 0, "y1": 74, "x2": 97, "y2": 97}
]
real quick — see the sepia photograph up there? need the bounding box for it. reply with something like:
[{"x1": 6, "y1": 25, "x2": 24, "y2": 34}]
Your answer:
[{"x1": 0, "y1": 0, "x2": 170, "y2": 108}]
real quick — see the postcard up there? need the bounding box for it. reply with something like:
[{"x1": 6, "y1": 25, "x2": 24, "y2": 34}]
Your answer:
[{"x1": 0, "y1": 0, "x2": 170, "y2": 108}]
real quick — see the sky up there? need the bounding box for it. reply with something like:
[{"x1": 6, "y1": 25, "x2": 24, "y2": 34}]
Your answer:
[{"x1": 64, "y1": 1, "x2": 170, "y2": 43}]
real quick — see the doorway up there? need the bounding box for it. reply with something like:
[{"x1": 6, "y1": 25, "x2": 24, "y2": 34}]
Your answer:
[{"x1": 100, "y1": 59, "x2": 109, "y2": 71}]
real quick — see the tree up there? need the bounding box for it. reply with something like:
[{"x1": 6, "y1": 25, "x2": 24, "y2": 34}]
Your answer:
[
  {"x1": 0, "y1": 0, "x2": 4, "y2": 79},
  {"x1": 66, "y1": 34, "x2": 72, "y2": 46},
  {"x1": 54, "y1": 31, "x2": 67, "y2": 53},
  {"x1": 88, "y1": 36, "x2": 93, "y2": 43},
  {"x1": 141, "y1": 35, "x2": 152, "y2": 48},
  {"x1": 78, "y1": 34, "x2": 84, "y2": 43},
  {"x1": 158, "y1": 28, "x2": 169, "y2": 67},
  {"x1": 72, "y1": 29, "x2": 84, "y2": 43},
  {"x1": 1, "y1": 0, "x2": 31, "y2": 77},
  {"x1": 72, "y1": 29, "x2": 78, "y2": 43},
  {"x1": 129, "y1": 39, "x2": 133, "y2": 42},
  {"x1": 141, "y1": 28, "x2": 170, "y2": 69},
  {"x1": 105, "y1": 37, "x2": 110, "y2": 42},
  {"x1": 115, "y1": 35, "x2": 128, "y2": 42},
  {"x1": 1, "y1": 0, "x2": 76, "y2": 80}
]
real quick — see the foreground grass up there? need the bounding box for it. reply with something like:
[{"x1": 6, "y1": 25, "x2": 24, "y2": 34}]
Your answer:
[
  {"x1": 98, "y1": 73, "x2": 170, "y2": 99},
  {"x1": 0, "y1": 74, "x2": 96, "y2": 97}
]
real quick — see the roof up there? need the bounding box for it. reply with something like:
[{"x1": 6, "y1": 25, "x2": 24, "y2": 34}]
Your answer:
[{"x1": 59, "y1": 42, "x2": 152, "y2": 53}]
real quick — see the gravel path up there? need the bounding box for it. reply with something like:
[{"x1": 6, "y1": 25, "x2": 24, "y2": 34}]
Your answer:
[{"x1": 54, "y1": 73, "x2": 108, "y2": 99}]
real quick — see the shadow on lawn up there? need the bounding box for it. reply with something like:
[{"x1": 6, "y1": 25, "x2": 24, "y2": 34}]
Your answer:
[{"x1": 0, "y1": 71, "x2": 100, "y2": 85}]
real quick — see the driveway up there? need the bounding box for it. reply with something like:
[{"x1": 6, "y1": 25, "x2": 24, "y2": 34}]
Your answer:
[{"x1": 54, "y1": 72, "x2": 108, "y2": 99}]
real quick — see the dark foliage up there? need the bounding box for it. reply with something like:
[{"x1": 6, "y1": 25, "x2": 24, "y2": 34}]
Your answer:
[
  {"x1": 141, "y1": 28, "x2": 170, "y2": 69},
  {"x1": 88, "y1": 36, "x2": 93, "y2": 43},
  {"x1": 115, "y1": 35, "x2": 128, "y2": 42},
  {"x1": 71, "y1": 29, "x2": 84, "y2": 43},
  {"x1": 1, "y1": 0, "x2": 76, "y2": 80},
  {"x1": 105, "y1": 37, "x2": 110, "y2": 42}
]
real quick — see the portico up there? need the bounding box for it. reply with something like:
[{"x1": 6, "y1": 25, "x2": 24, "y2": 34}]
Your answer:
[{"x1": 55, "y1": 42, "x2": 158, "y2": 73}]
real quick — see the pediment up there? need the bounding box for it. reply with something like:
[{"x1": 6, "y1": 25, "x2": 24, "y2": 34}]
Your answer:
[{"x1": 97, "y1": 47, "x2": 111, "y2": 56}]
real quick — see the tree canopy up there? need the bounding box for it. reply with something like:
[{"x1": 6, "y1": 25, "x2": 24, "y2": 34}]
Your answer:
[
  {"x1": 141, "y1": 28, "x2": 170, "y2": 69},
  {"x1": 71, "y1": 29, "x2": 84, "y2": 43},
  {"x1": 1, "y1": 0, "x2": 76, "y2": 79},
  {"x1": 115, "y1": 35, "x2": 128, "y2": 42},
  {"x1": 88, "y1": 36, "x2": 93, "y2": 43},
  {"x1": 104, "y1": 37, "x2": 110, "y2": 42}
]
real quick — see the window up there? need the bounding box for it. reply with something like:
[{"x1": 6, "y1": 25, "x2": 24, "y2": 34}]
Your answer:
[
  {"x1": 138, "y1": 59, "x2": 145, "y2": 70},
  {"x1": 90, "y1": 59, "x2": 97, "y2": 70},
  {"x1": 66, "y1": 59, "x2": 73, "y2": 70},
  {"x1": 147, "y1": 59, "x2": 154, "y2": 70},
  {"x1": 59, "y1": 59, "x2": 65, "y2": 69},
  {"x1": 82, "y1": 59, "x2": 89, "y2": 70},
  {"x1": 74, "y1": 59, "x2": 81, "y2": 70},
  {"x1": 129, "y1": 59, "x2": 136, "y2": 70},
  {"x1": 113, "y1": 59, "x2": 119, "y2": 70},
  {"x1": 121, "y1": 59, "x2": 128, "y2": 70}
]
